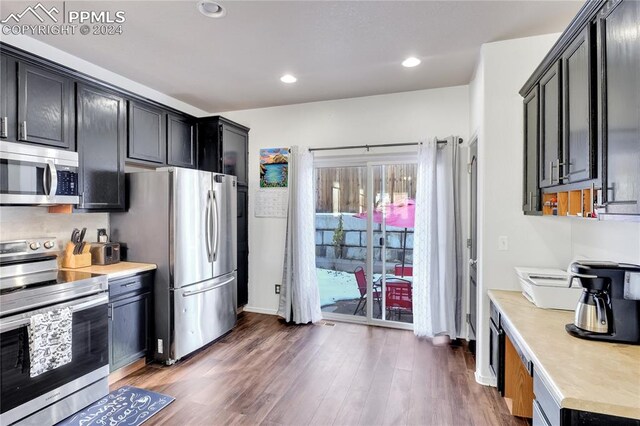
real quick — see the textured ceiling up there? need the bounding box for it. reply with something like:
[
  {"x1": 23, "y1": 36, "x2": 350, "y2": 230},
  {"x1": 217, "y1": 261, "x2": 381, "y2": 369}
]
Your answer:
[{"x1": 0, "y1": 1, "x2": 584, "y2": 112}]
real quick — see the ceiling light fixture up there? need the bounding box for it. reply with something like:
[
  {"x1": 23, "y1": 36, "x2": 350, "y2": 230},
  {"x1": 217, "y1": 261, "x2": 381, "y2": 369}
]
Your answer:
[
  {"x1": 402, "y1": 57, "x2": 421, "y2": 68},
  {"x1": 280, "y1": 74, "x2": 297, "y2": 84},
  {"x1": 197, "y1": 0, "x2": 226, "y2": 18}
]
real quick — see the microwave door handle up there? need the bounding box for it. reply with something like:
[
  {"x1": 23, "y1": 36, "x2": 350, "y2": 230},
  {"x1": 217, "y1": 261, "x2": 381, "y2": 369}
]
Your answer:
[{"x1": 43, "y1": 162, "x2": 57, "y2": 197}]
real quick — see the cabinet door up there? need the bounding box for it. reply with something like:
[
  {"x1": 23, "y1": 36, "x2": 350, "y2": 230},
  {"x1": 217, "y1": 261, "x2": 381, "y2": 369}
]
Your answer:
[
  {"x1": 562, "y1": 26, "x2": 596, "y2": 184},
  {"x1": 598, "y1": 0, "x2": 640, "y2": 215},
  {"x1": 127, "y1": 101, "x2": 166, "y2": 164},
  {"x1": 221, "y1": 123, "x2": 248, "y2": 184},
  {"x1": 539, "y1": 62, "x2": 562, "y2": 188},
  {"x1": 523, "y1": 87, "x2": 541, "y2": 213},
  {"x1": 237, "y1": 183, "x2": 248, "y2": 307},
  {"x1": 196, "y1": 119, "x2": 222, "y2": 173},
  {"x1": 167, "y1": 114, "x2": 195, "y2": 168},
  {"x1": 109, "y1": 292, "x2": 150, "y2": 371},
  {"x1": 77, "y1": 84, "x2": 126, "y2": 210},
  {"x1": 0, "y1": 55, "x2": 17, "y2": 141},
  {"x1": 17, "y1": 63, "x2": 74, "y2": 149}
]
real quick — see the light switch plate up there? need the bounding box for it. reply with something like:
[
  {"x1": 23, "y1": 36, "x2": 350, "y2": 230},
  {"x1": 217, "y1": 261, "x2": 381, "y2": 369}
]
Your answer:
[{"x1": 498, "y1": 236, "x2": 508, "y2": 251}]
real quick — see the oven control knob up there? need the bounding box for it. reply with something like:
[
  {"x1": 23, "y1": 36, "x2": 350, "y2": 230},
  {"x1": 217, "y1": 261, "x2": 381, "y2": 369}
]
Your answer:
[
  {"x1": 43, "y1": 241, "x2": 55, "y2": 249},
  {"x1": 29, "y1": 242, "x2": 41, "y2": 250}
]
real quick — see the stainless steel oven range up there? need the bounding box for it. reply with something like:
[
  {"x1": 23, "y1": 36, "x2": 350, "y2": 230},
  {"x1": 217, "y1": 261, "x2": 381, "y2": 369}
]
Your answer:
[{"x1": 0, "y1": 238, "x2": 109, "y2": 426}]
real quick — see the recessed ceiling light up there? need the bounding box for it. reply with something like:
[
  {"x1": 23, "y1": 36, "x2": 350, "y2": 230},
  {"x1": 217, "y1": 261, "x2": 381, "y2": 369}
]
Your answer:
[
  {"x1": 402, "y1": 57, "x2": 421, "y2": 68},
  {"x1": 280, "y1": 74, "x2": 297, "y2": 84},
  {"x1": 197, "y1": 0, "x2": 226, "y2": 18}
]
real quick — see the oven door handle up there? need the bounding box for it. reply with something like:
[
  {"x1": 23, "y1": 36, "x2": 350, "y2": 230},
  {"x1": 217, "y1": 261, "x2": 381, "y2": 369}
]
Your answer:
[{"x1": 0, "y1": 293, "x2": 107, "y2": 333}]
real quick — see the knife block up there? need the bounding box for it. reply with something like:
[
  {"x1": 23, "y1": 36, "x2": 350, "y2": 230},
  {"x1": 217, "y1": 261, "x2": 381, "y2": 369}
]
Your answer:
[{"x1": 61, "y1": 241, "x2": 92, "y2": 269}]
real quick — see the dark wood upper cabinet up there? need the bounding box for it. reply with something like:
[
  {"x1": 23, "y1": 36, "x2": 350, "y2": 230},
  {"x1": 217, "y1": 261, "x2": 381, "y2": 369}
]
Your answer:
[
  {"x1": 0, "y1": 55, "x2": 17, "y2": 141},
  {"x1": 562, "y1": 26, "x2": 596, "y2": 184},
  {"x1": 17, "y1": 62, "x2": 74, "y2": 149},
  {"x1": 197, "y1": 116, "x2": 249, "y2": 185},
  {"x1": 76, "y1": 83, "x2": 126, "y2": 211},
  {"x1": 598, "y1": 0, "x2": 640, "y2": 215},
  {"x1": 523, "y1": 87, "x2": 541, "y2": 214},
  {"x1": 127, "y1": 101, "x2": 166, "y2": 165},
  {"x1": 539, "y1": 62, "x2": 562, "y2": 188},
  {"x1": 167, "y1": 113, "x2": 195, "y2": 168}
]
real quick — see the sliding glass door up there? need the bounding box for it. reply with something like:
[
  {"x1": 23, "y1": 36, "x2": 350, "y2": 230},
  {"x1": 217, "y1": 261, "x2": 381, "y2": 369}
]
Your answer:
[{"x1": 315, "y1": 156, "x2": 416, "y2": 328}]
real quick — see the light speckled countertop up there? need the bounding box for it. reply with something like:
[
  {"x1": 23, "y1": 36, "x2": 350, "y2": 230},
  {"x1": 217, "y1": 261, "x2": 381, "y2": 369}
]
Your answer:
[
  {"x1": 62, "y1": 261, "x2": 156, "y2": 280},
  {"x1": 488, "y1": 290, "x2": 640, "y2": 419}
]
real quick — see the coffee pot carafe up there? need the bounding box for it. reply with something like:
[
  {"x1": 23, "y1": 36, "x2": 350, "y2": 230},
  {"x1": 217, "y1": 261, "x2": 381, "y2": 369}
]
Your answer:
[{"x1": 575, "y1": 288, "x2": 610, "y2": 334}]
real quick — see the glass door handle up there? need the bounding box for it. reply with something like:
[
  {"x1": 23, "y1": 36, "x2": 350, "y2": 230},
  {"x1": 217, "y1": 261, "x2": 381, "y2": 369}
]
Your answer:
[{"x1": 379, "y1": 237, "x2": 384, "y2": 246}]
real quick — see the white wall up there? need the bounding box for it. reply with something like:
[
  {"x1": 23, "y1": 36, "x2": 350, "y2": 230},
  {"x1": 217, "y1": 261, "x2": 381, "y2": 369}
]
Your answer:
[
  {"x1": 0, "y1": 36, "x2": 208, "y2": 117},
  {"x1": 0, "y1": 207, "x2": 109, "y2": 250},
  {"x1": 470, "y1": 33, "x2": 640, "y2": 386},
  {"x1": 219, "y1": 87, "x2": 470, "y2": 314}
]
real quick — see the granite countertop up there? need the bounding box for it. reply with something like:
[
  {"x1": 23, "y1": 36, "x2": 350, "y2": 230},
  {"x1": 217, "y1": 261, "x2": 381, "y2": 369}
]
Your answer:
[
  {"x1": 488, "y1": 289, "x2": 640, "y2": 420},
  {"x1": 62, "y1": 261, "x2": 156, "y2": 280}
]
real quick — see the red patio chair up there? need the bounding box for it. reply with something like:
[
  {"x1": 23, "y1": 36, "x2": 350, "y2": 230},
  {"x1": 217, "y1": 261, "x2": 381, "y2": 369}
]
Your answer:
[
  {"x1": 394, "y1": 264, "x2": 413, "y2": 277},
  {"x1": 385, "y1": 281, "x2": 413, "y2": 320},
  {"x1": 353, "y1": 266, "x2": 382, "y2": 315}
]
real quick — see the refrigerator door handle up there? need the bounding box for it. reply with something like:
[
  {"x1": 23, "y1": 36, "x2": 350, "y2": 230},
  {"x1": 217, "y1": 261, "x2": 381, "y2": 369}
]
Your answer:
[
  {"x1": 212, "y1": 189, "x2": 220, "y2": 262},
  {"x1": 205, "y1": 189, "x2": 213, "y2": 262},
  {"x1": 182, "y1": 276, "x2": 235, "y2": 297}
]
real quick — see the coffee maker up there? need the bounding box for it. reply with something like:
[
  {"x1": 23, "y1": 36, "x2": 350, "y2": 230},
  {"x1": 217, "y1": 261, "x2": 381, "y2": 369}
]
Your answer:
[{"x1": 566, "y1": 261, "x2": 640, "y2": 344}]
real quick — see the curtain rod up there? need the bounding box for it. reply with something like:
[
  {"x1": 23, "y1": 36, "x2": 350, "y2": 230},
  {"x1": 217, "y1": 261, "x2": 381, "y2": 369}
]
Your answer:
[{"x1": 308, "y1": 137, "x2": 463, "y2": 152}]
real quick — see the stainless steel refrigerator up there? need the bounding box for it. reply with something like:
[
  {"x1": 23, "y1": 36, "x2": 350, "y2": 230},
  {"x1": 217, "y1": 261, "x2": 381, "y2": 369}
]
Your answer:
[{"x1": 111, "y1": 167, "x2": 237, "y2": 364}]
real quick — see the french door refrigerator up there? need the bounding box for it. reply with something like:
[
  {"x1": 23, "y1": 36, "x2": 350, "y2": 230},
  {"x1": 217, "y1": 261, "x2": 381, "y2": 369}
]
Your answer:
[{"x1": 111, "y1": 167, "x2": 237, "y2": 364}]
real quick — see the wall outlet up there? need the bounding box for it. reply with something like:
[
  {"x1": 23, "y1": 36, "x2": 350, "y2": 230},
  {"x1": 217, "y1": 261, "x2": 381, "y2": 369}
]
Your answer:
[
  {"x1": 498, "y1": 236, "x2": 509, "y2": 251},
  {"x1": 275, "y1": 284, "x2": 281, "y2": 294}
]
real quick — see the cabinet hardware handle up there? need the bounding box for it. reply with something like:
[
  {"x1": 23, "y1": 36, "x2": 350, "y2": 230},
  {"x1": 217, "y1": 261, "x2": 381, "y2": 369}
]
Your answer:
[
  {"x1": 0, "y1": 117, "x2": 7, "y2": 138},
  {"x1": 549, "y1": 160, "x2": 556, "y2": 184},
  {"x1": 19, "y1": 121, "x2": 27, "y2": 140}
]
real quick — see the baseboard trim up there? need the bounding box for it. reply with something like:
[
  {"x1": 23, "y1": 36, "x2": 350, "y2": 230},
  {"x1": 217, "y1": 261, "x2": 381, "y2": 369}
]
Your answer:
[
  {"x1": 108, "y1": 358, "x2": 146, "y2": 385},
  {"x1": 242, "y1": 305, "x2": 278, "y2": 316},
  {"x1": 475, "y1": 371, "x2": 497, "y2": 387}
]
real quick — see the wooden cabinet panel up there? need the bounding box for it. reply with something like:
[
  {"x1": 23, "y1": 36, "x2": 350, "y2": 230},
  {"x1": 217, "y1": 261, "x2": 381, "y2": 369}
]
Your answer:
[
  {"x1": 503, "y1": 334, "x2": 534, "y2": 418},
  {"x1": 76, "y1": 84, "x2": 126, "y2": 210},
  {"x1": 539, "y1": 62, "x2": 562, "y2": 188},
  {"x1": 128, "y1": 101, "x2": 166, "y2": 164},
  {"x1": 17, "y1": 62, "x2": 74, "y2": 149},
  {"x1": 599, "y1": 0, "x2": 640, "y2": 215},
  {"x1": 237, "y1": 184, "x2": 248, "y2": 307},
  {"x1": 222, "y1": 124, "x2": 248, "y2": 185},
  {"x1": 167, "y1": 113, "x2": 195, "y2": 168},
  {"x1": 523, "y1": 87, "x2": 541, "y2": 213},
  {"x1": 109, "y1": 292, "x2": 151, "y2": 371},
  {"x1": 562, "y1": 26, "x2": 596, "y2": 184},
  {"x1": 0, "y1": 54, "x2": 17, "y2": 141}
]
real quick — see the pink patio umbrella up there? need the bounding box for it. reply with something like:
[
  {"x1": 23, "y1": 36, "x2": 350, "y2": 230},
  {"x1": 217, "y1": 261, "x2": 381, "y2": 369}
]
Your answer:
[{"x1": 354, "y1": 199, "x2": 415, "y2": 274}]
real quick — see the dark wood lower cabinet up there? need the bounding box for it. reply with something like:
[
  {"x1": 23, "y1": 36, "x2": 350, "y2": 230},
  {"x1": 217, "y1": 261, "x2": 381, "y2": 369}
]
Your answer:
[
  {"x1": 108, "y1": 271, "x2": 154, "y2": 372},
  {"x1": 237, "y1": 184, "x2": 249, "y2": 307}
]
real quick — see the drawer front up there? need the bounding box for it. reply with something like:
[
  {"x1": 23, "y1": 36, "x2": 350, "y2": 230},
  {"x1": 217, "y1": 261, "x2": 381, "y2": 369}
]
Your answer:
[
  {"x1": 109, "y1": 271, "x2": 153, "y2": 300},
  {"x1": 533, "y1": 400, "x2": 552, "y2": 426},
  {"x1": 534, "y1": 373, "x2": 561, "y2": 426}
]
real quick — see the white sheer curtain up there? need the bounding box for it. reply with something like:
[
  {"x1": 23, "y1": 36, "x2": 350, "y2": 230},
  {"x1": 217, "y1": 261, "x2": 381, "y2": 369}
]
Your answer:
[
  {"x1": 277, "y1": 146, "x2": 322, "y2": 324},
  {"x1": 413, "y1": 137, "x2": 462, "y2": 338}
]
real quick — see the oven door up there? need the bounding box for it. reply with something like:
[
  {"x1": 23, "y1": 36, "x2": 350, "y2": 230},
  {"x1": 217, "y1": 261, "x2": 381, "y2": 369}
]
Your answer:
[
  {"x1": 0, "y1": 145, "x2": 78, "y2": 205},
  {"x1": 0, "y1": 293, "x2": 109, "y2": 425}
]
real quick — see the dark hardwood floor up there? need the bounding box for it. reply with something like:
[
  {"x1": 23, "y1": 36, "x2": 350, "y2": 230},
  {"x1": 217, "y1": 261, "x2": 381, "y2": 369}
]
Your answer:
[{"x1": 113, "y1": 312, "x2": 528, "y2": 426}]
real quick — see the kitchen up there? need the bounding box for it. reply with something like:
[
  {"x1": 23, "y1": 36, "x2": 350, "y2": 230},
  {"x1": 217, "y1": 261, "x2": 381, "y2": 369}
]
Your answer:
[{"x1": 0, "y1": 1, "x2": 639, "y2": 425}]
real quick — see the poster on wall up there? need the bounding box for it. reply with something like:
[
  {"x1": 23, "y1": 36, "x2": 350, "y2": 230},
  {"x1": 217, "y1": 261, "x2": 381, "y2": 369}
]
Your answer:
[{"x1": 260, "y1": 148, "x2": 289, "y2": 188}]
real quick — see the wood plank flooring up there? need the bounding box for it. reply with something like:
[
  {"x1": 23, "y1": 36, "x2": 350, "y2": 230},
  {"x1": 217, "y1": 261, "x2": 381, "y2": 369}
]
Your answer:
[{"x1": 113, "y1": 312, "x2": 529, "y2": 426}]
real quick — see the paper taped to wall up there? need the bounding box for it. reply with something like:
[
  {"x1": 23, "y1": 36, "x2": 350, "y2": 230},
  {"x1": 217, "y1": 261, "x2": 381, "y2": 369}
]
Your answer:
[{"x1": 254, "y1": 188, "x2": 289, "y2": 218}]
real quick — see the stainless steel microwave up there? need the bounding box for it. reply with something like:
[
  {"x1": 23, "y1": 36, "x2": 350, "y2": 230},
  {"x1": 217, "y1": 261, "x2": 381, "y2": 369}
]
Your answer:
[{"x1": 0, "y1": 141, "x2": 79, "y2": 205}]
